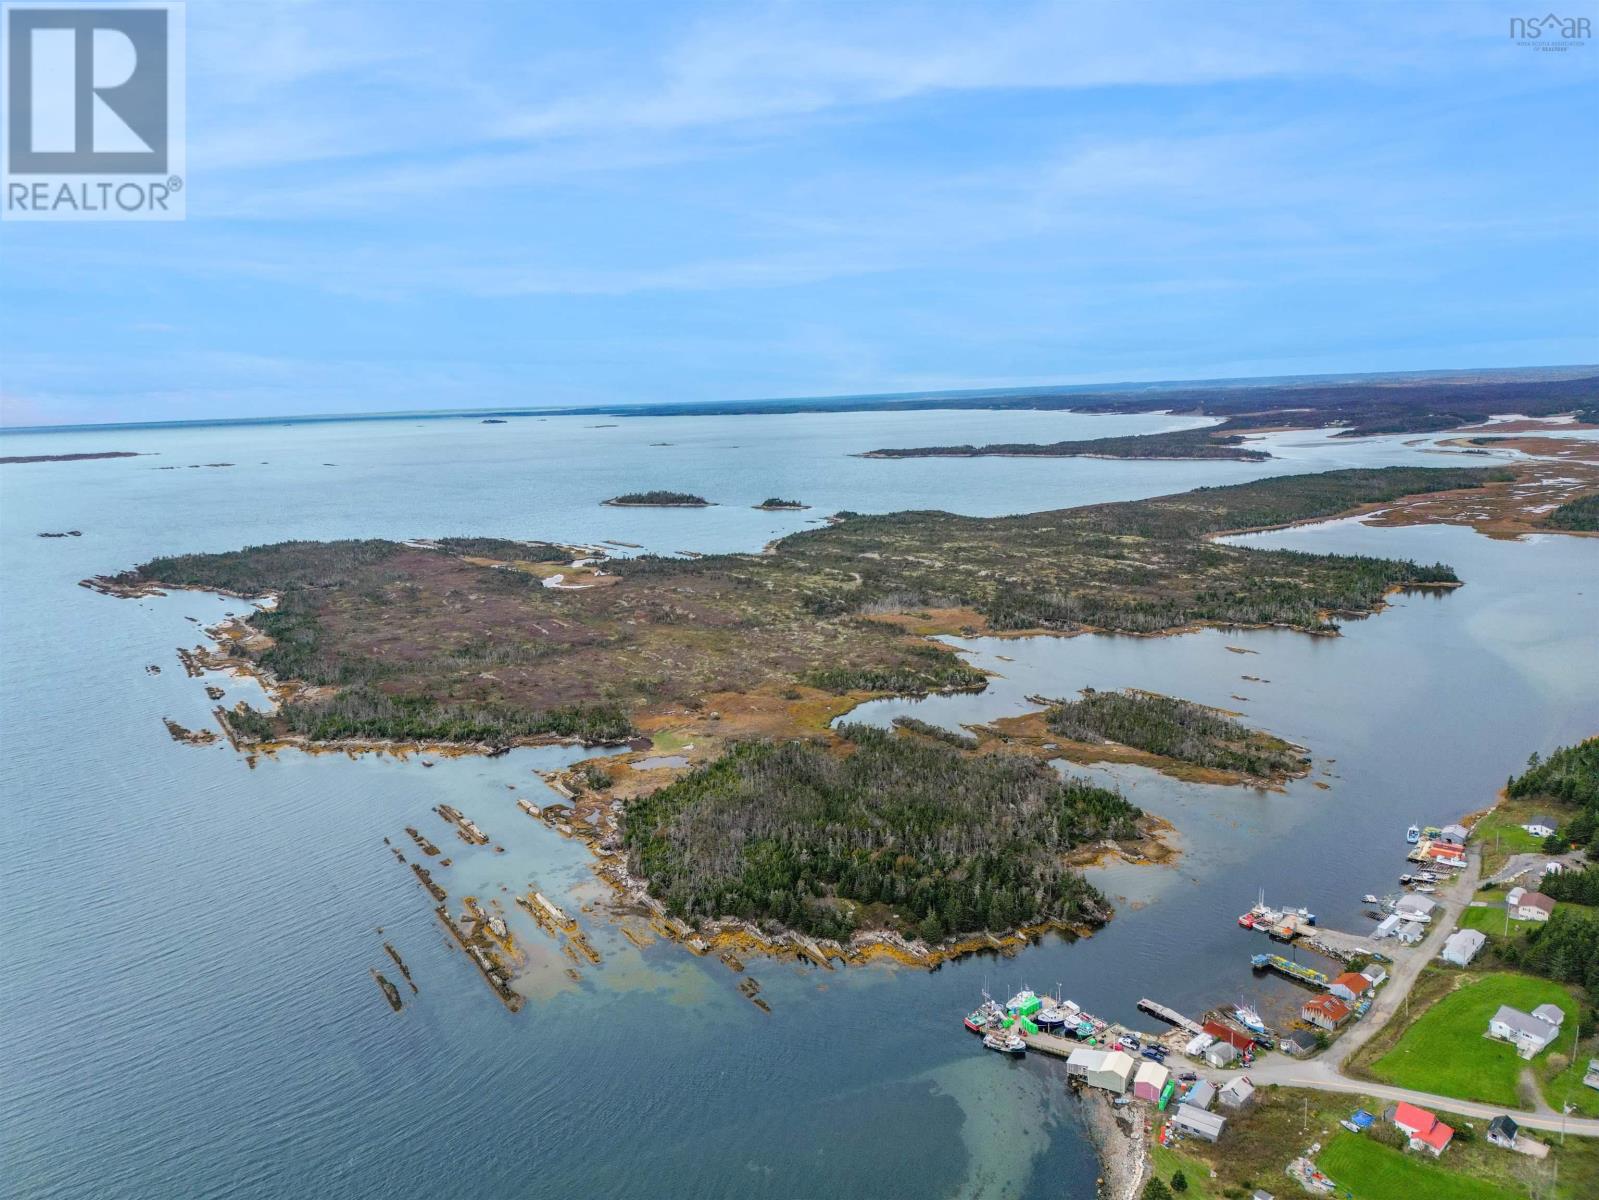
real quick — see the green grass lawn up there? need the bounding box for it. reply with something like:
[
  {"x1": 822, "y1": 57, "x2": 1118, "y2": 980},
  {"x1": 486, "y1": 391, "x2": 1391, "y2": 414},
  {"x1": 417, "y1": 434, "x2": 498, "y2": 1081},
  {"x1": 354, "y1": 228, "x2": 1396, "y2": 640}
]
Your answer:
[
  {"x1": 1150, "y1": 1144, "x2": 1214, "y2": 1200},
  {"x1": 1369, "y1": 972, "x2": 1579, "y2": 1106},
  {"x1": 1456, "y1": 902, "x2": 1515, "y2": 937},
  {"x1": 1541, "y1": 1038, "x2": 1599, "y2": 1118},
  {"x1": 1317, "y1": 1132, "x2": 1521, "y2": 1200}
]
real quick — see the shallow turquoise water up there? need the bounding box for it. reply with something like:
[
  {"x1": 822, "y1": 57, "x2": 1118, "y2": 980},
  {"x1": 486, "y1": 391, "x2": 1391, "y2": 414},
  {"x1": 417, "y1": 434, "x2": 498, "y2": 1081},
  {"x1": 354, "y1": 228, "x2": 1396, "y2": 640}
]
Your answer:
[{"x1": 1, "y1": 409, "x2": 1594, "y2": 1199}]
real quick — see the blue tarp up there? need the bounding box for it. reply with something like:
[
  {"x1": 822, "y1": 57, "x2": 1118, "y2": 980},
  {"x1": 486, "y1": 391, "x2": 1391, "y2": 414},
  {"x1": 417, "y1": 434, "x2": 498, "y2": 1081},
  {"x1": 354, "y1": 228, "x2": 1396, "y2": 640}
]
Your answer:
[{"x1": 1350, "y1": 1109, "x2": 1375, "y2": 1129}]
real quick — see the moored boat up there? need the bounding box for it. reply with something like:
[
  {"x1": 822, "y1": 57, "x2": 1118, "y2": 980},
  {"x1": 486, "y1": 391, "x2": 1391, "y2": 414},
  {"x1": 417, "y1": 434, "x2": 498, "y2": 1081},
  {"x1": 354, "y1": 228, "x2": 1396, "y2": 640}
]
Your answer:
[
  {"x1": 1405, "y1": 824, "x2": 1420, "y2": 845},
  {"x1": 1233, "y1": 1003, "x2": 1267, "y2": 1034},
  {"x1": 1035, "y1": 1004, "x2": 1069, "y2": 1029},
  {"x1": 1006, "y1": 988, "x2": 1042, "y2": 1017},
  {"x1": 983, "y1": 1029, "x2": 1026, "y2": 1056},
  {"x1": 1237, "y1": 912, "x2": 1255, "y2": 928},
  {"x1": 1361, "y1": 894, "x2": 1379, "y2": 905}
]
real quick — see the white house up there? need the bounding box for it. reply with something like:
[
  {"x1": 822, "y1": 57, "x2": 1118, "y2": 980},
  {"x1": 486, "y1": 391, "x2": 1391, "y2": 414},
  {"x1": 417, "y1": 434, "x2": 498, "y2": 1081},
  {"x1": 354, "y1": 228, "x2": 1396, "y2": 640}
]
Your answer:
[
  {"x1": 1505, "y1": 886, "x2": 1526, "y2": 909},
  {"x1": 1440, "y1": 928, "x2": 1486, "y2": 967},
  {"x1": 1489, "y1": 1005, "x2": 1560, "y2": 1056},
  {"x1": 1522, "y1": 817, "x2": 1558, "y2": 838},
  {"x1": 1512, "y1": 892, "x2": 1556, "y2": 922}
]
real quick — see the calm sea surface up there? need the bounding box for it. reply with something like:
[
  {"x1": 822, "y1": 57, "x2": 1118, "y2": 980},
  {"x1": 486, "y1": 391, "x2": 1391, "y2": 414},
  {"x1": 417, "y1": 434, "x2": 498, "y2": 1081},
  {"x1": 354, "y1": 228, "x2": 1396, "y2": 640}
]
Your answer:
[{"x1": 2, "y1": 409, "x2": 1595, "y2": 1200}]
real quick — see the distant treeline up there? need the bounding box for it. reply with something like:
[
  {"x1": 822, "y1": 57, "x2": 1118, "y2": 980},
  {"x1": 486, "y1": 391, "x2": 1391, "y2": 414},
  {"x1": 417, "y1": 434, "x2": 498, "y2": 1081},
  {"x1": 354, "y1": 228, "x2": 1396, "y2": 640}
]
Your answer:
[
  {"x1": 864, "y1": 427, "x2": 1270, "y2": 462},
  {"x1": 623, "y1": 725, "x2": 1139, "y2": 943},
  {"x1": 1046, "y1": 690, "x2": 1307, "y2": 778}
]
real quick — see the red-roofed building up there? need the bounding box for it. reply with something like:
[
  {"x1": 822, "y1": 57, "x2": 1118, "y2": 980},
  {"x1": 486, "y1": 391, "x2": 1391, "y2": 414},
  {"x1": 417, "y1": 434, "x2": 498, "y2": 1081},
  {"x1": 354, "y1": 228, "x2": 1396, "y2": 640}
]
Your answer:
[
  {"x1": 1202, "y1": 1020, "x2": 1256, "y2": 1053},
  {"x1": 1391, "y1": 1102, "x2": 1454, "y2": 1157},
  {"x1": 1300, "y1": 996, "x2": 1351, "y2": 1031},
  {"x1": 1328, "y1": 972, "x2": 1372, "y2": 1003}
]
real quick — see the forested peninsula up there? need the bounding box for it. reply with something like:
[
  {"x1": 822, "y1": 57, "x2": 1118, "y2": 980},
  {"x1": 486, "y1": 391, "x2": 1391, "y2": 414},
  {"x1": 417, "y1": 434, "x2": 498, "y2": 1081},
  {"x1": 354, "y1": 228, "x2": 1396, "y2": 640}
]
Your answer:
[
  {"x1": 88, "y1": 464, "x2": 1516, "y2": 954},
  {"x1": 862, "y1": 427, "x2": 1269, "y2": 462},
  {"x1": 93, "y1": 466, "x2": 1504, "y2": 753}
]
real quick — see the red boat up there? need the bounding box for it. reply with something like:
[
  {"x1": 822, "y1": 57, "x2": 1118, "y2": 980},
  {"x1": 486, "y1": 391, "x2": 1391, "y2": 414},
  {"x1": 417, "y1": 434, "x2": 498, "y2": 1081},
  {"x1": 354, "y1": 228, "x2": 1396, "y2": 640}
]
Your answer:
[{"x1": 1237, "y1": 913, "x2": 1255, "y2": 928}]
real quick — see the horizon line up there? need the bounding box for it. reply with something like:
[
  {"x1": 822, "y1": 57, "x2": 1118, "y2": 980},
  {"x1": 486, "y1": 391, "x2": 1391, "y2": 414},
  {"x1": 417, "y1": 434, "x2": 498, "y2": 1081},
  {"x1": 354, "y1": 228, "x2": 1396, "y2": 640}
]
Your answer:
[{"x1": 3, "y1": 362, "x2": 1596, "y2": 436}]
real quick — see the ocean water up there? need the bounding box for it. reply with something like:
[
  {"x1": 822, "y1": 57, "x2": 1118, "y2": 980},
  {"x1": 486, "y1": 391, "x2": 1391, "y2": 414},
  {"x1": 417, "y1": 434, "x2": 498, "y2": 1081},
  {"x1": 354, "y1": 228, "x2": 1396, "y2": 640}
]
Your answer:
[{"x1": 1, "y1": 409, "x2": 1595, "y2": 1200}]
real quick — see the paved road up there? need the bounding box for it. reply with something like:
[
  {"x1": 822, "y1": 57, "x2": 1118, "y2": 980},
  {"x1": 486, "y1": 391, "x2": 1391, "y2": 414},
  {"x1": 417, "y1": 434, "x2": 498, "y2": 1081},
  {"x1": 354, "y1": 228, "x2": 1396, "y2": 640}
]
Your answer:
[
  {"x1": 1227, "y1": 1057, "x2": 1599, "y2": 1137},
  {"x1": 1213, "y1": 847, "x2": 1599, "y2": 1138}
]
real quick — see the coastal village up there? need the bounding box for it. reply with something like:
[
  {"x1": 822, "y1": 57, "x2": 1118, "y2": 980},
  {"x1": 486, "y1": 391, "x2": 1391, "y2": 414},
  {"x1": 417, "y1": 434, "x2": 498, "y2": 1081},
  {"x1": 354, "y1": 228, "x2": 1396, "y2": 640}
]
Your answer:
[{"x1": 957, "y1": 813, "x2": 1598, "y2": 1200}]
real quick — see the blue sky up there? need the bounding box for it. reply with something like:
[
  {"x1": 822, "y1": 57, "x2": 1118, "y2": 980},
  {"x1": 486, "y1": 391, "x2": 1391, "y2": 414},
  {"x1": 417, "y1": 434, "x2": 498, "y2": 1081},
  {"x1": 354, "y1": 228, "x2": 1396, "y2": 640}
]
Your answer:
[{"x1": 2, "y1": 0, "x2": 1597, "y2": 426}]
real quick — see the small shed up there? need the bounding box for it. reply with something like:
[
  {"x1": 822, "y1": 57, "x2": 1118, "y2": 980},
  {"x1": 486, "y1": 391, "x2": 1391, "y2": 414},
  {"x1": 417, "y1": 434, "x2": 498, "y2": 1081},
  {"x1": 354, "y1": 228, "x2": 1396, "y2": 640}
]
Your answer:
[
  {"x1": 1185, "y1": 1080, "x2": 1217, "y2": 1110},
  {"x1": 1395, "y1": 920, "x2": 1426, "y2": 945},
  {"x1": 1361, "y1": 964, "x2": 1388, "y2": 988},
  {"x1": 1171, "y1": 1106, "x2": 1226, "y2": 1142},
  {"x1": 1218, "y1": 1076, "x2": 1255, "y2": 1110},
  {"x1": 1133, "y1": 1060, "x2": 1170, "y2": 1103},
  {"x1": 1087, "y1": 1049, "x2": 1136, "y2": 1095},
  {"x1": 1280, "y1": 1029, "x2": 1318, "y2": 1057},
  {"x1": 1436, "y1": 823, "x2": 1468, "y2": 845},
  {"x1": 1204, "y1": 1041, "x2": 1238, "y2": 1068},
  {"x1": 1372, "y1": 913, "x2": 1401, "y2": 940},
  {"x1": 1487, "y1": 1115, "x2": 1519, "y2": 1148}
]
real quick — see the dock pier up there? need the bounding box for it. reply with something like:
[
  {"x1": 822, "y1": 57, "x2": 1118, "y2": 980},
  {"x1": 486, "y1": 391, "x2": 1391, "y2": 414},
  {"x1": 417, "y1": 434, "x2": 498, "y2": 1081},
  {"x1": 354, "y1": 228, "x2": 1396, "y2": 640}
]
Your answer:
[{"x1": 1137, "y1": 998, "x2": 1204, "y2": 1035}]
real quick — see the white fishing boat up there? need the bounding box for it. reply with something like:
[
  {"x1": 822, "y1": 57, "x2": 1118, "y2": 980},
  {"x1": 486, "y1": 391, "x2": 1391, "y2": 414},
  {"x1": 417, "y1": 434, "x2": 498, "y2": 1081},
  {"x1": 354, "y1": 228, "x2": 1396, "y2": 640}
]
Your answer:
[{"x1": 983, "y1": 1029, "x2": 1026, "y2": 1056}]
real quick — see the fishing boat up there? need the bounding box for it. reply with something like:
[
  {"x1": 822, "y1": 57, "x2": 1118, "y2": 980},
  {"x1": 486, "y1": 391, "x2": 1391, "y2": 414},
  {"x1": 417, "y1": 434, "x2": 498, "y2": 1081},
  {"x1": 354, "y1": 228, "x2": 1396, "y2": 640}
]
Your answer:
[
  {"x1": 1233, "y1": 1003, "x2": 1268, "y2": 1035},
  {"x1": 1035, "y1": 1003, "x2": 1070, "y2": 1029},
  {"x1": 1006, "y1": 989, "x2": 1042, "y2": 1017},
  {"x1": 983, "y1": 1028, "x2": 1026, "y2": 1056},
  {"x1": 1398, "y1": 873, "x2": 1414, "y2": 885},
  {"x1": 1413, "y1": 884, "x2": 1437, "y2": 894},
  {"x1": 1361, "y1": 893, "x2": 1379, "y2": 905},
  {"x1": 964, "y1": 992, "x2": 1004, "y2": 1033},
  {"x1": 1405, "y1": 824, "x2": 1421, "y2": 845},
  {"x1": 1237, "y1": 912, "x2": 1256, "y2": 928}
]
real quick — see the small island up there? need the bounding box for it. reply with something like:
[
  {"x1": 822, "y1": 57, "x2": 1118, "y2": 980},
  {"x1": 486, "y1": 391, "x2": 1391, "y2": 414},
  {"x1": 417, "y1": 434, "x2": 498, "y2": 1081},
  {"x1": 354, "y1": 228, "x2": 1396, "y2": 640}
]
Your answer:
[
  {"x1": 2, "y1": 450, "x2": 142, "y2": 465},
  {"x1": 603, "y1": 491, "x2": 712, "y2": 507},
  {"x1": 753, "y1": 497, "x2": 808, "y2": 510}
]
